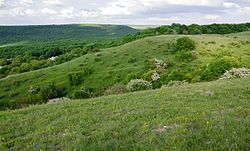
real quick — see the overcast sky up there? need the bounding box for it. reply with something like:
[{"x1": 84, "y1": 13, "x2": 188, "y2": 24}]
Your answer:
[{"x1": 0, "y1": 0, "x2": 250, "y2": 25}]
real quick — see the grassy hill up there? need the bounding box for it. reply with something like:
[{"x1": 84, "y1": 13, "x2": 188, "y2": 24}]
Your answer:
[
  {"x1": 0, "y1": 77, "x2": 249, "y2": 150},
  {"x1": 0, "y1": 24, "x2": 138, "y2": 44},
  {"x1": 0, "y1": 32, "x2": 250, "y2": 110}
]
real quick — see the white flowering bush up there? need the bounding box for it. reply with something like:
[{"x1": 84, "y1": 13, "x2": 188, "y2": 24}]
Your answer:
[
  {"x1": 143, "y1": 70, "x2": 160, "y2": 82},
  {"x1": 151, "y1": 71, "x2": 160, "y2": 81},
  {"x1": 220, "y1": 68, "x2": 250, "y2": 80},
  {"x1": 127, "y1": 79, "x2": 153, "y2": 91},
  {"x1": 154, "y1": 58, "x2": 168, "y2": 69}
]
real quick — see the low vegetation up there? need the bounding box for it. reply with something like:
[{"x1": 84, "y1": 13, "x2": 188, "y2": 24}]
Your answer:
[{"x1": 0, "y1": 77, "x2": 249, "y2": 150}]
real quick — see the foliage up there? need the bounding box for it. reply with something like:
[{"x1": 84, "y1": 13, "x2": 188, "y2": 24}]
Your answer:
[
  {"x1": 104, "y1": 84, "x2": 129, "y2": 95},
  {"x1": 39, "y1": 83, "x2": 62, "y2": 101},
  {"x1": 68, "y1": 72, "x2": 84, "y2": 86},
  {"x1": 172, "y1": 37, "x2": 196, "y2": 52},
  {"x1": 125, "y1": 72, "x2": 141, "y2": 84},
  {"x1": 142, "y1": 70, "x2": 160, "y2": 82},
  {"x1": 0, "y1": 24, "x2": 138, "y2": 44},
  {"x1": 177, "y1": 51, "x2": 195, "y2": 61},
  {"x1": 127, "y1": 79, "x2": 153, "y2": 91},
  {"x1": 161, "y1": 69, "x2": 186, "y2": 84},
  {"x1": 200, "y1": 57, "x2": 240, "y2": 81},
  {"x1": 71, "y1": 87, "x2": 92, "y2": 99}
]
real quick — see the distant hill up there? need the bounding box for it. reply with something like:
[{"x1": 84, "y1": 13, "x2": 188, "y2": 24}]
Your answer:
[{"x1": 0, "y1": 24, "x2": 138, "y2": 44}]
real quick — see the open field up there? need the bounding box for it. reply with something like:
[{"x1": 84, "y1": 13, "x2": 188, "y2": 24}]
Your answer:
[{"x1": 0, "y1": 77, "x2": 249, "y2": 150}]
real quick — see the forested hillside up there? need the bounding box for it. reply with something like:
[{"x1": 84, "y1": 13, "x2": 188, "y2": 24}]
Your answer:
[{"x1": 0, "y1": 24, "x2": 138, "y2": 44}]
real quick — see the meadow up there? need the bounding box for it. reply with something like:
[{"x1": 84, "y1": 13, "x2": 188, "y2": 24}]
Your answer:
[{"x1": 0, "y1": 77, "x2": 249, "y2": 150}]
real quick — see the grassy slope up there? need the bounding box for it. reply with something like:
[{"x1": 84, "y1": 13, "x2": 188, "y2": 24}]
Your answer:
[
  {"x1": 0, "y1": 32, "x2": 250, "y2": 107},
  {"x1": 0, "y1": 24, "x2": 138, "y2": 44},
  {"x1": 0, "y1": 77, "x2": 249, "y2": 150}
]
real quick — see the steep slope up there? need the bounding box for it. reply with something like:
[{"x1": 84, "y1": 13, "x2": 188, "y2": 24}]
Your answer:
[
  {"x1": 0, "y1": 24, "x2": 138, "y2": 44},
  {"x1": 0, "y1": 77, "x2": 249, "y2": 150},
  {"x1": 0, "y1": 32, "x2": 250, "y2": 110}
]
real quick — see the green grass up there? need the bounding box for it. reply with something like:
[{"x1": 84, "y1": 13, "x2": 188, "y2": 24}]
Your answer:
[
  {"x1": 0, "y1": 77, "x2": 249, "y2": 150},
  {"x1": 1, "y1": 32, "x2": 250, "y2": 109}
]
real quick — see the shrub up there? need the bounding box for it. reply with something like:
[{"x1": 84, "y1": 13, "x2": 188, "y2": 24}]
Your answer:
[
  {"x1": 200, "y1": 57, "x2": 240, "y2": 81},
  {"x1": 39, "y1": 83, "x2": 61, "y2": 101},
  {"x1": 71, "y1": 87, "x2": 91, "y2": 99},
  {"x1": 173, "y1": 37, "x2": 196, "y2": 52},
  {"x1": 28, "y1": 85, "x2": 40, "y2": 94},
  {"x1": 127, "y1": 79, "x2": 153, "y2": 91},
  {"x1": 145, "y1": 58, "x2": 168, "y2": 70},
  {"x1": 220, "y1": 68, "x2": 250, "y2": 80},
  {"x1": 128, "y1": 57, "x2": 137, "y2": 63},
  {"x1": 104, "y1": 84, "x2": 128, "y2": 95},
  {"x1": 125, "y1": 72, "x2": 141, "y2": 83},
  {"x1": 68, "y1": 72, "x2": 84, "y2": 86},
  {"x1": 142, "y1": 70, "x2": 160, "y2": 82},
  {"x1": 94, "y1": 57, "x2": 101, "y2": 62},
  {"x1": 177, "y1": 51, "x2": 194, "y2": 61},
  {"x1": 161, "y1": 69, "x2": 186, "y2": 84}
]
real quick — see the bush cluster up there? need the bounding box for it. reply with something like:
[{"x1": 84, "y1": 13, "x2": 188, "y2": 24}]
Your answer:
[
  {"x1": 172, "y1": 37, "x2": 196, "y2": 52},
  {"x1": 71, "y1": 87, "x2": 92, "y2": 99},
  {"x1": 200, "y1": 57, "x2": 240, "y2": 81},
  {"x1": 28, "y1": 83, "x2": 64, "y2": 103},
  {"x1": 127, "y1": 79, "x2": 153, "y2": 91},
  {"x1": 220, "y1": 68, "x2": 250, "y2": 80}
]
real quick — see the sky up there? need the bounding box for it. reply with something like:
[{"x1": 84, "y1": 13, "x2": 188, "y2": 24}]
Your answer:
[{"x1": 0, "y1": 0, "x2": 250, "y2": 25}]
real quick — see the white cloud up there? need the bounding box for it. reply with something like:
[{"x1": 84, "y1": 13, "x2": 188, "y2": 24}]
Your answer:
[
  {"x1": 60, "y1": 7, "x2": 74, "y2": 18},
  {"x1": 0, "y1": 0, "x2": 4, "y2": 7},
  {"x1": 223, "y1": 2, "x2": 240, "y2": 8},
  {"x1": 141, "y1": 0, "x2": 222, "y2": 7},
  {"x1": 99, "y1": 0, "x2": 141, "y2": 16},
  {"x1": 25, "y1": 9, "x2": 34, "y2": 16},
  {"x1": 0, "y1": 0, "x2": 249, "y2": 25},
  {"x1": 81, "y1": 10, "x2": 99, "y2": 18},
  {"x1": 43, "y1": 0, "x2": 63, "y2": 6},
  {"x1": 42, "y1": 8, "x2": 58, "y2": 15},
  {"x1": 204, "y1": 15, "x2": 220, "y2": 20},
  {"x1": 19, "y1": 0, "x2": 33, "y2": 6}
]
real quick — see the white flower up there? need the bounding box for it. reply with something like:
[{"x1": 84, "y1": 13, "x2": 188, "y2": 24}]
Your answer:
[{"x1": 220, "y1": 68, "x2": 250, "y2": 80}]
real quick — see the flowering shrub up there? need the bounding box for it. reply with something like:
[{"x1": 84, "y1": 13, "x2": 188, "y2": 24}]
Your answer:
[
  {"x1": 127, "y1": 79, "x2": 153, "y2": 91},
  {"x1": 154, "y1": 58, "x2": 168, "y2": 69},
  {"x1": 220, "y1": 68, "x2": 250, "y2": 80},
  {"x1": 142, "y1": 70, "x2": 160, "y2": 82},
  {"x1": 145, "y1": 58, "x2": 168, "y2": 70}
]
